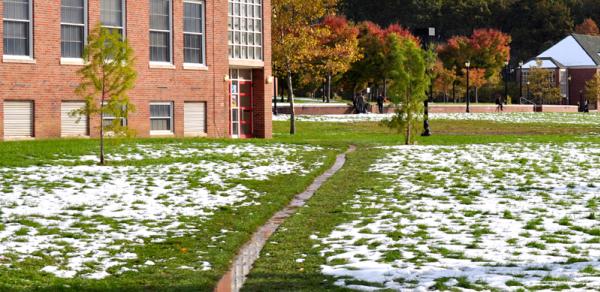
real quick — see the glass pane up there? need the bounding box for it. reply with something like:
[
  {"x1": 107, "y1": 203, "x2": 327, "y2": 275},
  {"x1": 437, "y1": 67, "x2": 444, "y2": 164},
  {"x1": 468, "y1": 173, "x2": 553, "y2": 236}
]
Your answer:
[
  {"x1": 3, "y1": 21, "x2": 29, "y2": 55},
  {"x1": 184, "y1": 2, "x2": 202, "y2": 33},
  {"x1": 151, "y1": 119, "x2": 171, "y2": 131},
  {"x1": 184, "y1": 34, "x2": 202, "y2": 63},
  {"x1": 101, "y1": 0, "x2": 122, "y2": 27},
  {"x1": 239, "y1": 69, "x2": 252, "y2": 81},
  {"x1": 4, "y1": 0, "x2": 29, "y2": 20},
  {"x1": 241, "y1": 123, "x2": 251, "y2": 135},
  {"x1": 242, "y1": 110, "x2": 252, "y2": 122},
  {"x1": 150, "y1": 104, "x2": 171, "y2": 117},
  {"x1": 61, "y1": 0, "x2": 84, "y2": 24},
  {"x1": 61, "y1": 25, "x2": 84, "y2": 58},
  {"x1": 150, "y1": 31, "x2": 170, "y2": 62},
  {"x1": 232, "y1": 122, "x2": 239, "y2": 135},
  {"x1": 240, "y1": 95, "x2": 251, "y2": 107},
  {"x1": 232, "y1": 109, "x2": 239, "y2": 122},
  {"x1": 150, "y1": 0, "x2": 170, "y2": 30}
]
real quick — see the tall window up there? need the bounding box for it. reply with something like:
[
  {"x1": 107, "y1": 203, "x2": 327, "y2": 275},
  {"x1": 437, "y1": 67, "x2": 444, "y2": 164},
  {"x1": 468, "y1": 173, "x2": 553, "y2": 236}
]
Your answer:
[
  {"x1": 150, "y1": 102, "x2": 173, "y2": 133},
  {"x1": 183, "y1": 0, "x2": 204, "y2": 64},
  {"x1": 61, "y1": 0, "x2": 86, "y2": 58},
  {"x1": 149, "y1": 0, "x2": 172, "y2": 63},
  {"x1": 228, "y1": 0, "x2": 262, "y2": 60},
  {"x1": 3, "y1": 0, "x2": 32, "y2": 57},
  {"x1": 101, "y1": 0, "x2": 125, "y2": 37}
]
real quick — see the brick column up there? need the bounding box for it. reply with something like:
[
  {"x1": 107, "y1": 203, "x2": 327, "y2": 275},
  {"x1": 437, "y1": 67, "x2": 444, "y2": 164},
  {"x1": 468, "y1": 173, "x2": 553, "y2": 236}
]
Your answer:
[{"x1": 252, "y1": 0, "x2": 273, "y2": 139}]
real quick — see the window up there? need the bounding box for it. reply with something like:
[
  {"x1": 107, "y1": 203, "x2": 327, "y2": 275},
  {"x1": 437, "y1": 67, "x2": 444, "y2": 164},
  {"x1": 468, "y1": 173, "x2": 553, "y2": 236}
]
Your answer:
[
  {"x1": 183, "y1": 0, "x2": 204, "y2": 64},
  {"x1": 150, "y1": 0, "x2": 172, "y2": 63},
  {"x1": 3, "y1": 0, "x2": 33, "y2": 57},
  {"x1": 101, "y1": 0, "x2": 125, "y2": 37},
  {"x1": 228, "y1": 0, "x2": 262, "y2": 60},
  {"x1": 102, "y1": 104, "x2": 127, "y2": 128},
  {"x1": 61, "y1": 0, "x2": 87, "y2": 58},
  {"x1": 150, "y1": 102, "x2": 173, "y2": 133}
]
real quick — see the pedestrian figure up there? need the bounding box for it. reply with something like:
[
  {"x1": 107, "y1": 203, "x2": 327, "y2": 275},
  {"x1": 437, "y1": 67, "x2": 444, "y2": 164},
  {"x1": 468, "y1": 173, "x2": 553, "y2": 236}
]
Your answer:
[
  {"x1": 584, "y1": 100, "x2": 590, "y2": 113},
  {"x1": 376, "y1": 94, "x2": 385, "y2": 114},
  {"x1": 495, "y1": 94, "x2": 504, "y2": 112}
]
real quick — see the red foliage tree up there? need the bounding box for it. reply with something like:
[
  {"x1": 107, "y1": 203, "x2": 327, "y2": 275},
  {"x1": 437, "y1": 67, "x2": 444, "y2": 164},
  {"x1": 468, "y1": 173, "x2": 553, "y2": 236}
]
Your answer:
[
  {"x1": 575, "y1": 18, "x2": 600, "y2": 35},
  {"x1": 438, "y1": 28, "x2": 511, "y2": 83}
]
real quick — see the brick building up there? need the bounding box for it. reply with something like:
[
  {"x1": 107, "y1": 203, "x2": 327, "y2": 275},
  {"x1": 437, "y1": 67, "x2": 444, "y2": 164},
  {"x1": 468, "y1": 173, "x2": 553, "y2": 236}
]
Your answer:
[
  {"x1": 520, "y1": 33, "x2": 599, "y2": 109},
  {"x1": 0, "y1": 0, "x2": 272, "y2": 140}
]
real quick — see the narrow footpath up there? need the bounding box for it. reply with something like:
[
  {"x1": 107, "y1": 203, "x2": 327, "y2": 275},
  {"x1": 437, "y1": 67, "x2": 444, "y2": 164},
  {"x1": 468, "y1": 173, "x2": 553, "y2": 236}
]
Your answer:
[{"x1": 215, "y1": 145, "x2": 357, "y2": 292}]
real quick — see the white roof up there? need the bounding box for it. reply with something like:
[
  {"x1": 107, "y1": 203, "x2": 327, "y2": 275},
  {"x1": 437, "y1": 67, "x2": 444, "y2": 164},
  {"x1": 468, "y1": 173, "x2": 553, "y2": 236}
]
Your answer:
[
  {"x1": 522, "y1": 59, "x2": 559, "y2": 69},
  {"x1": 530, "y1": 36, "x2": 595, "y2": 67}
]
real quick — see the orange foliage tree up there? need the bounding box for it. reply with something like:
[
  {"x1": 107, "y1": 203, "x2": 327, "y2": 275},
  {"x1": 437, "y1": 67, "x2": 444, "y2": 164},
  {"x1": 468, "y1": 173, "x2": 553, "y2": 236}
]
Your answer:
[
  {"x1": 307, "y1": 15, "x2": 361, "y2": 103},
  {"x1": 575, "y1": 18, "x2": 600, "y2": 35}
]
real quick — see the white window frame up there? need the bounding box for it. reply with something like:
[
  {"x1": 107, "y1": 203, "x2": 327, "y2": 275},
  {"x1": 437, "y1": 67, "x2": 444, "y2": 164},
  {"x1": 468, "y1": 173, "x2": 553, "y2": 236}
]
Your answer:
[
  {"x1": 2, "y1": 0, "x2": 34, "y2": 60},
  {"x1": 183, "y1": 0, "x2": 206, "y2": 67},
  {"x1": 101, "y1": 102, "x2": 128, "y2": 128},
  {"x1": 60, "y1": 0, "x2": 88, "y2": 62},
  {"x1": 149, "y1": 0, "x2": 173, "y2": 66},
  {"x1": 100, "y1": 0, "x2": 126, "y2": 38},
  {"x1": 149, "y1": 102, "x2": 174, "y2": 135}
]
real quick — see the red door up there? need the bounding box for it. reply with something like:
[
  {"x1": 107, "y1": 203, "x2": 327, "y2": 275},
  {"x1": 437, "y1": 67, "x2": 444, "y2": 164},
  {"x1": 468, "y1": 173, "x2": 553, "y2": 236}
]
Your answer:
[
  {"x1": 230, "y1": 78, "x2": 253, "y2": 138},
  {"x1": 238, "y1": 81, "x2": 253, "y2": 138}
]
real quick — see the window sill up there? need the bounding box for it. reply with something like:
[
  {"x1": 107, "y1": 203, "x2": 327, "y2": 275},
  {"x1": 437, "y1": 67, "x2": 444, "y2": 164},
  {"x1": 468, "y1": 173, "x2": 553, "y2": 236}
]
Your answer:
[
  {"x1": 149, "y1": 62, "x2": 176, "y2": 69},
  {"x1": 60, "y1": 58, "x2": 85, "y2": 66},
  {"x1": 150, "y1": 130, "x2": 174, "y2": 136},
  {"x1": 3, "y1": 55, "x2": 36, "y2": 64},
  {"x1": 183, "y1": 63, "x2": 208, "y2": 71}
]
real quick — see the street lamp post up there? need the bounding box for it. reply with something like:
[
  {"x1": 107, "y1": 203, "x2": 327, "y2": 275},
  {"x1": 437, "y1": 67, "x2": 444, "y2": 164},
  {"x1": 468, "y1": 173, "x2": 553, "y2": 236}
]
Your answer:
[
  {"x1": 526, "y1": 81, "x2": 530, "y2": 101},
  {"x1": 465, "y1": 61, "x2": 471, "y2": 113},
  {"x1": 422, "y1": 27, "x2": 435, "y2": 137},
  {"x1": 504, "y1": 61, "x2": 509, "y2": 103},
  {"x1": 519, "y1": 61, "x2": 524, "y2": 104}
]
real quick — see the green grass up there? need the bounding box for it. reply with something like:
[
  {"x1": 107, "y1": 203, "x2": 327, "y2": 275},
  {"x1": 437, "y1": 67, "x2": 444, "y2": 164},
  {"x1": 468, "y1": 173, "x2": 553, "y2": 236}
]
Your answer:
[
  {"x1": 2, "y1": 118, "x2": 600, "y2": 291},
  {"x1": 242, "y1": 148, "x2": 383, "y2": 291},
  {"x1": 0, "y1": 138, "x2": 341, "y2": 291}
]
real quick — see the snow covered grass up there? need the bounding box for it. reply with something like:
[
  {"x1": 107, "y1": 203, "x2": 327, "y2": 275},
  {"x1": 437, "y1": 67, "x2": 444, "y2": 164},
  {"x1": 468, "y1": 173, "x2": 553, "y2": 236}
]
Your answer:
[
  {"x1": 0, "y1": 141, "x2": 330, "y2": 287},
  {"x1": 273, "y1": 112, "x2": 600, "y2": 125},
  {"x1": 318, "y1": 143, "x2": 600, "y2": 291}
]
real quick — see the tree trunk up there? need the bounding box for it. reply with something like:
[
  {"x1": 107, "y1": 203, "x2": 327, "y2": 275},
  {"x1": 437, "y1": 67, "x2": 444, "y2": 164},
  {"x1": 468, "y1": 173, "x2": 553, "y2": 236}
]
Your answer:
[
  {"x1": 273, "y1": 77, "x2": 278, "y2": 115},
  {"x1": 327, "y1": 73, "x2": 332, "y2": 103},
  {"x1": 288, "y1": 71, "x2": 296, "y2": 135},
  {"x1": 452, "y1": 82, "x2": 456, "y2": 103},
  {"x1": 100, "y1": 93, "x2": 105, "y2": 166},
  {"x1": 475, "y1": 87, "x2": 479, "y2": 103},
  {"x1": 383, "y1": 77, "x2": 387, "y2": 98}
]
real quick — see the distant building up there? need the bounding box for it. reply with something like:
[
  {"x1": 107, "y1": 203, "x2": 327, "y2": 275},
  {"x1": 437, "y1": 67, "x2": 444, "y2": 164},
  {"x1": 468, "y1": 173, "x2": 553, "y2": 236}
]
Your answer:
[
  {"x1": 521, "y1": 33, "x2": 600, "y2": 109},
  {"x1": 0, "y1": 0, "x2": 272, "y2": 141}
]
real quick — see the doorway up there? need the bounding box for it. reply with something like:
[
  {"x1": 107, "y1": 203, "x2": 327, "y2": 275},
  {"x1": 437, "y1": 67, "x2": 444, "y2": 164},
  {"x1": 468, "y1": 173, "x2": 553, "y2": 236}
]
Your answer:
[{"x1": 230, "y1": 69, "x2": 253, "y2": 138}]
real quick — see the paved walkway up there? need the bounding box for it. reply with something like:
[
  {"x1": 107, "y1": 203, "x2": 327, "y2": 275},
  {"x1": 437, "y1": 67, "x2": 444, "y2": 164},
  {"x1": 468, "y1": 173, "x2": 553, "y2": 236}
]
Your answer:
[{"x1": 215, "y1": 145, "x2": 356, "y2": 292}]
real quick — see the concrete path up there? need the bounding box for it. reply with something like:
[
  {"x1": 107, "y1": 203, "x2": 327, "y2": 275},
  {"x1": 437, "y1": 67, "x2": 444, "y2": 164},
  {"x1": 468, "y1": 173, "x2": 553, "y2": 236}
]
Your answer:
[{"x1": 214, "y1": 145, "x2": 357, "y2": 292}]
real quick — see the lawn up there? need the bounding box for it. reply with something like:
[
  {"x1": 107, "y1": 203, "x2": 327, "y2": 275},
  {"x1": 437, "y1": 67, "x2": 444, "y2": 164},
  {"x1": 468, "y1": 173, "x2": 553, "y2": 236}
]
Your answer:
[
  {"x1": 244, "y1": 117, "x2": 600, "y2": 291},
  {"x1": 0, "y1": 139, "x2": 339, "y2": 291},
  {"x1": 1, "y1": 114, "x2": 600, "y2": 291}
]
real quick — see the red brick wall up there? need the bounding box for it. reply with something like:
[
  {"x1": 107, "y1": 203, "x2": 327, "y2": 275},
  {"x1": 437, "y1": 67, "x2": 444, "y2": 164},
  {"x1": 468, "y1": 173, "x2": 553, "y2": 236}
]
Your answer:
[
  {"x1": 0, "y1": 0, "x2": 271, "y2": 140},
  {"x1": 569, "y1": 68, "x2": 598, "y2": 106}
]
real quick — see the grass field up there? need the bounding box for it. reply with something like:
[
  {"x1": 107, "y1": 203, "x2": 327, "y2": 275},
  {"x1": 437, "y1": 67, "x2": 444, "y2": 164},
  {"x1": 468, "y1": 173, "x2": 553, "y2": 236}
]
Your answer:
[
  {"x1": 1, "y1": 114, "x2": 600, "y2": 291},
  {"x1": 0, "y1": 139, "x2": 339, "y2": 291},
  {"x1": 244, "y1": 119, "x2": 600, "y2": 291}
]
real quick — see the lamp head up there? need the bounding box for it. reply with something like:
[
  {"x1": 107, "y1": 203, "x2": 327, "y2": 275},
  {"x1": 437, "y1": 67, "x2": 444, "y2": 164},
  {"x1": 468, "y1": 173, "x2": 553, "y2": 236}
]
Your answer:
[{"x1": 465, "y1": 61, "x2": 471, "y2": 68}]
